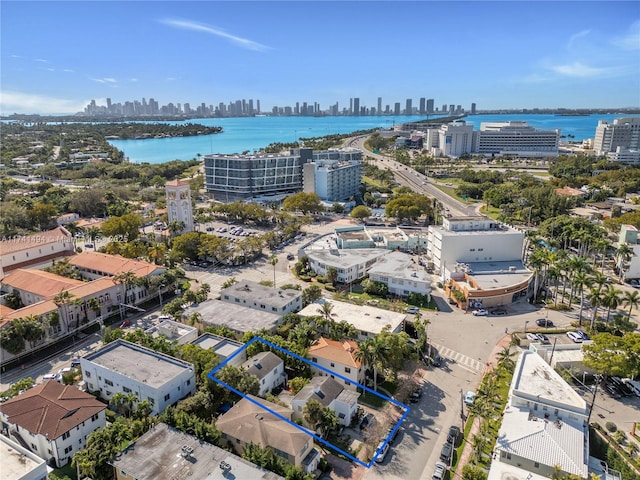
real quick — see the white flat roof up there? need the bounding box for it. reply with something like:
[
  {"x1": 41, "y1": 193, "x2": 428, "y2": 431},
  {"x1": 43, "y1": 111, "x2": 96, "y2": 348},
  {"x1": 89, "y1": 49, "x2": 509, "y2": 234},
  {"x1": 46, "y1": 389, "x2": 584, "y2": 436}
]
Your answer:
[
  {"x1": 221, "y1": 280, "x2": 301, "y2": 309},
  {"x1": 298, "y1": 299, "x2": 406, "y2": 335},
  {"x1": 1, "y1": 435, "x2": 48, "y2": 480},
  {"x1": 191, "y1": 333, "x2": 244, "y2": 359},
  {"x1": 368, "y1": 251, "x2": 431, "y2": 283},
  {"x1": 84, "y1": 340, "x2": 194, "y2": 388},
  {"x1": 304, "y1": 248, "x2": 388, "y2": 269},
  {"x1": 184, "y1": 299, "x2": 281, "y2": 333}
]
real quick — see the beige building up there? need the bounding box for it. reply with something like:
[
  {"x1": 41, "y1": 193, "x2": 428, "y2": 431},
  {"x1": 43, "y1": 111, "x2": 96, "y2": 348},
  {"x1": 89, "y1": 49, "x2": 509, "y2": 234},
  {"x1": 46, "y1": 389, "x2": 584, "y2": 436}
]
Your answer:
[
  {"x1": 308, "y1": 337, "x2": 364, "y2": 389},
  {"x1": 0, "y1": 226, "x2": 74, "y2": 277},
  {"x1": 165, "y1": 179, "x2": 193, "y2": 233}
]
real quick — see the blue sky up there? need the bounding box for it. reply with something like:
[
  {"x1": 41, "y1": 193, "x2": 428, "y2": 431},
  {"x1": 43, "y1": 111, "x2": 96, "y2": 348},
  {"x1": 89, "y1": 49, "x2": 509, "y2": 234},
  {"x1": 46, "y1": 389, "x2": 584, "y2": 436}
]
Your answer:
[{"x1": 1, "y1": 1, "x2": 639, "y2": 114}]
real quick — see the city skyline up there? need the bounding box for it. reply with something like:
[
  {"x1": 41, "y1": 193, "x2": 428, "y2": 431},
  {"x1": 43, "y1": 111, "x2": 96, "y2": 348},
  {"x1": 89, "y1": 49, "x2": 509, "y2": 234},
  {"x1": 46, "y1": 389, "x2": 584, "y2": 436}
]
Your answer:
[{"x1": 1, "y1": 1, "x2": 639, "y2": 115}]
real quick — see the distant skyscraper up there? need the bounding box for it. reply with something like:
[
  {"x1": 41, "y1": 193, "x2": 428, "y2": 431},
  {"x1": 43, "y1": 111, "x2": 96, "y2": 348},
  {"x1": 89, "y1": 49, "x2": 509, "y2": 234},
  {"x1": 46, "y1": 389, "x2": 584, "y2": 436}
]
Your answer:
[
  {"x1": 353, "y1": 98, "x2": 360, "y2": 116},
  {"x1": 257, "y1": 100, "x2": 260, "y2": 114},
  {"x1": 405, "y1": 99, "x2": 412, "y2": 115},
  {"x1": 427, "y1": 99, "x2": 434, "y2": 114},
  {"x1": 419, "y1": 98, "x2": 425, "y2": 115},
  {"x1": 394, "y1": 103, "x2": 401, "y2": 116},
  {"x1": 106, "y1": 98, "x2": 112, "y2": 112},
  {"x1": 471, "y1": 103, "x2": 477, "y2": 115},
  {"x1": 449, "y1": 104, "x2": 455, "y2": 114},
  {"x1": 377, "y1": 97, "x2": 382, "y2": 115},
  {"x1": 442, "y1": 104, "x2": 447, "y2": 113},
  {"x1": 349, "y1": 98, "x2": 353, "y2": 115}
]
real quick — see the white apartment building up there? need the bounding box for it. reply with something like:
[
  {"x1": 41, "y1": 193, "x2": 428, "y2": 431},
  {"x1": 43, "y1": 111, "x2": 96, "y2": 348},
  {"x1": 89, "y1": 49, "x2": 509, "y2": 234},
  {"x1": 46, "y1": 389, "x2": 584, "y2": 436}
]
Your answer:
[
  {"x1": 593, "y1": 117, "x2": 640, "y2": 155},
  {"x1": 220, "y1": 280, "x2": 302, "y2": 315},
  {"x1": 1, "y1": 434, "x2": 49, "y2": 480},
  {"x1": 605, "y1": 146, "x2": 640, "y2": 164},
  {"x1": 204, "y1": 150, "x2": 307, "y2": 202},
  {"x1": 430, "y1": 122, "x2": 474, "y2": 158},
  {"x1": 488, "y1": 351, "x2": 589, "y2": 480},
  {"x1": 308, "y1": 337, "x2": 365, "y2": 389},
  {"x1": 81, "y1": 340, "x2": 196, "y2": 415},
  {"x1": 368, "y1": 251, "x2": 432, "y2": 299},
  {"x1": 0, "y1": 381, "x2": 106, "y2": 468},
  {"x1": 165, "y1": 179, "x2": 193, "y2": 233},
  {"x1": 302, "y1": 149, "x2": 362, "y2": 202},
  {"x1": 190, "y1": 333, "x2": 246, "y2": 366},
  {"x1": 241, "y1": 351, "x2": 286, "y2": 397},
  {"x1": 292, "y1": 376, "x2": 360, "y2": 427},
  {"x1": 304, "y1": 248, "x2": 388, "y2": 284},
  {"x1": 475, "y1": 122, "x2": 559, "y2": 157},
  {"x1": 616, "y1": 224, "x2": 640, "y2": 280}
]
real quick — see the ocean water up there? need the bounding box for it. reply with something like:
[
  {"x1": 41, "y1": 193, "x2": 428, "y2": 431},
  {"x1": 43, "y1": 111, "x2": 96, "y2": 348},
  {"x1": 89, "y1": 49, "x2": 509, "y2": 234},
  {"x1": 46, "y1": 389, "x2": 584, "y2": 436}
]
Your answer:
[{"x1": 107, "y1": 113, "x2": 640, "y2": 164}]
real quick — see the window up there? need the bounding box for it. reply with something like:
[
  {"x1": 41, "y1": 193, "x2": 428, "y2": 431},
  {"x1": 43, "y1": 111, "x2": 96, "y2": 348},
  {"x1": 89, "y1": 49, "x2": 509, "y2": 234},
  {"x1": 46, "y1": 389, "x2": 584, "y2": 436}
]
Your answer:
[
  {"x1": 534, "y1": 462, "x2": 540, "y2": 468},
  {"x1": 186, "y1": 379, "x2": 191, "y2": 386},
  {"x1": 330, "y1": 363, "x2": 335, "y2": 368},
  {"x1": 344, "y1": 367, "x2": 351, "y2": 373},
  {"x1": 123, "y1": 386, "x2": 131, "y2": 393},
  {"x1": 106, "y1": 390, "x2": 112, "y2": 396},
  {"x1": 104, "y1": 379, "x2": 114, "y2": 387},
  {"x1": 164, "y1": 393, "x2": 170, "y2": 401},
  {"x1": 64, "y1": 446, "x2": 73, "y2": 454},
  {"x1": 311, "y1": 357, "x2": 317, "y2": 363},
  {"x1": 62, "y1": 432, "x2": 70, "y2": 440},
  {"x1": 31, "y1": 443, "x2": 37, "y2": 450},
  {"x1": 147, "y1": 397, "x2": 155, "y2": 405}
]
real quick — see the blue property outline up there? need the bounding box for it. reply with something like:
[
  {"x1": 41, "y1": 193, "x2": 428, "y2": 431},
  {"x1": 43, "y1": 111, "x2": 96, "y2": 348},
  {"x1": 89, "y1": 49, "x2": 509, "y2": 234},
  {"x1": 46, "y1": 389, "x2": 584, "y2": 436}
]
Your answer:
[{"x1": 207, "y1": 336, "x2": 411, "y2": 468}]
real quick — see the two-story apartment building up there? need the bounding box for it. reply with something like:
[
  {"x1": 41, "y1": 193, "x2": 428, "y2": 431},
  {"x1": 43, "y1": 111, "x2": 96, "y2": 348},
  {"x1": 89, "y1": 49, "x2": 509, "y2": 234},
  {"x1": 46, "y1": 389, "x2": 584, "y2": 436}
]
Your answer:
[
  {"x1": 367, "y1": 251, "x2": 432, "y2": 299},
  {"x1": 0, "y1": 381, "x2": 106, "y2": 468},
  {"x1": 292, "y1": 376, "x2": 360, "y2": 427},
  {"x1": 1, "y1": 434, "x2": 49, "y2": 480},
  {"x1": 304, "y1": 249, "x2": 388, "y2": 284},
  {"x1": 81, "y1": 340, "x2": 196, "y2": 415},
  {"x1": 308, "y1": 337, "x2": 364, "y2": 390},
  {"x1": 217, "y1": 396, "x2": 321, "y2": 473},
  {"x1": 242, "y1": 351, "x2": 286, "y2": 397},
  {"x1": 220, "y1": 280, "x2": 302, "y2": 316}
]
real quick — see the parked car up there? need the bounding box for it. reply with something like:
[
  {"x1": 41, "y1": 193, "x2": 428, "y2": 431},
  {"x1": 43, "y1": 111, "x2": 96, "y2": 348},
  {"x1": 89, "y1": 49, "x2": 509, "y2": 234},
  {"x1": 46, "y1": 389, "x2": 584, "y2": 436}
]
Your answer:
[
  {"x1": 71, "y1": 359, "x2": 81, "y2": 367},
  {"x1": 464, "y1": 391, "x2": 476, "y2": 406},
  {"x1": 536, "y1": 333, "x2": 550, "y2": 344},
  {"x1": 374, "y1": 441, "x2": 390, "y2": 463},
  {"x1": 286, "y1": 253, "x2": 295, "y2": 260},
  {"x1": 526, "y1": 333, "x2": 540, "y2": 342},
  {"x1": 205, "y1": 226, "x2": 214, "y2": 231},
  {"x1": 447, "y1": 425, "x2": 460, "y2": 444},
  {"x1": 410, "y1": 387, "x2": 423, "y2": 403},
  {"x1": 158, "y1": 315, "x2": 172, "y2": 320},
  {"x1": 43, "y1": 373, "x2": 58, "y2": 381},
  {"x1": 439, "y1": 442, "x2": 453, "y2": 463},
  {"x1": 405, "y1": 307, "x2": 420, "y2": 314},
  {"x1": 576, "y1": 330, "x2": 590, "y2": 341},
  {"x1": 84, "y1": 243, "x2": 94, "y2": 249},
  {"x1": 432, "y1": 462, "x2": 447, "y2": 480},
  {"x1": 566, "y1": 331, "x2": 583, "y2": 343},
  {"x1": 536, "y1": 318, "x2": 554, "y2": 327},
  {"x1": 472, "y1": 309, "x2": 488, "y2": 316}
]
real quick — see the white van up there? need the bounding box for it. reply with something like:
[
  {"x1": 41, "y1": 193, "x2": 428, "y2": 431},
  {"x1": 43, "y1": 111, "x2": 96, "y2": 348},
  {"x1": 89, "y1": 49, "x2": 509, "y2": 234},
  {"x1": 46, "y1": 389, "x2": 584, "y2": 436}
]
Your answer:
[
  {"x1": 623, "y1": 378, "x2": 640, "y2": 396},
  {"x1": 374, "y1": 441, "x2": 389, "y2": 463}
]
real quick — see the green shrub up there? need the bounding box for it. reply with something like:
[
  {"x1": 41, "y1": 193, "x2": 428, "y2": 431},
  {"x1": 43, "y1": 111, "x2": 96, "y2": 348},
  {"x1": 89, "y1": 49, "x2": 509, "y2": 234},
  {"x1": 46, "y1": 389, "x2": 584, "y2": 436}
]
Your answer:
[
  {"x1": 325, "y1": 284, "x2": 336, "y2": 292},
  {"x1": 606, "y1": 421, "x2": 618, "y2": 433}
]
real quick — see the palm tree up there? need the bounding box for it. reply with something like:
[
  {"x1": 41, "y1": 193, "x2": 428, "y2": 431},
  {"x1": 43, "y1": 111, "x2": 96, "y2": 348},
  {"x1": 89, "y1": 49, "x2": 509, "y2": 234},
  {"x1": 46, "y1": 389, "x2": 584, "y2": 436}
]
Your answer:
[
  {"x1": 586, "y1": 287, "x2": 603, "y2": 330},
  {"x1": 86, "y1": 226, "x2": 102, "y2": 250},
  {"x1": 602, "y1": 285, "x2": 622, "y2": 322},
  {"x1": 268, "y1": 254, "x2": 278, "y2": 288},
  {"x1": 615, "y1": 243, "x2": 634, "y2": 282},
  {"x1": 168, "y1": 220, "x2": 186, "y2": 238},
  {"x1": 622, "y1": 290, "x2": 640, "y2": 321},
  {"x1": 316, "y1": 302, "x2": 337, "y2": 333},
  {"x1": 354, "y1": 337, "x2": 387, "y2": 392},
  {"x1": 112, "y1": 271, "x2": 139, "y2": 321},
  {"x1": 496, "y1": 346, "x2": 515, "y2": 372},
  {"x1": 53, "y1": 290, "x2": 76, "y2": 333},
  {"x1": 573, "y1": 271, "x2": 591, "y2": 326}
]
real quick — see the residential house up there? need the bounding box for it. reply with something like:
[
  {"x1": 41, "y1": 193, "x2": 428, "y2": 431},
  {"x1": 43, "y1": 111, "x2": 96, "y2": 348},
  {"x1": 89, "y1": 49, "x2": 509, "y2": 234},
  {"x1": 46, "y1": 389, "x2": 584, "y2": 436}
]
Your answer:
[
  {"x1": 0, "y1": 381, "x2": 106, "y2": 468},
  {"x1": 292, "y1": 376, "x2": 360, "y2": 427},
  {"x1": 241, "y1": 351, "x2": 286, "y2": 397},
  {"x1": 81, "y1": 340, "x2": 196, "y2": 415},
  {"x1": 220, "y1": 280, "x2": 302, "y2": 316},
  {"x1": 110, "y1": 422, "x2": 283, "y2": 480},
  {"x1": 488, "y1": 351, "x2": 589, "y2": 480},
  {"x1": 308, "y1": 337, "x2": 364, "y2": 390},
  {"x1": 217, "y1": 396, "x2": 321, "y2": 473}
]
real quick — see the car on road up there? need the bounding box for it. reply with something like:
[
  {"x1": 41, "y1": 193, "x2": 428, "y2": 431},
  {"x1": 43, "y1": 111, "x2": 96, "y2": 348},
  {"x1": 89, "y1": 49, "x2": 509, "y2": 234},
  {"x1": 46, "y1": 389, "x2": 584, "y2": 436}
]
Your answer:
[
  {"x1": 432, "y1": 462, "x2": 447, "y2": 480},
  {"x1": 447, "y1": 425, "x2": 460, "y2": 444},
  {"x1": 567, "y1": 331, "x2": 583, "y2": 343},
  {"x1": 205, "y1": 226, "x2": 214, "y2": 231},
  {"x1": 359, "y1": 413, "x2": 376, "y2": 430},
  {"x1": 536, "y1": 333, "x2": 550, "y2": 344},
  {"x1": 84, "y1": 243, "x2": 94, "y2": 249},
  {"x1": 536, "y1": 318, "x2": 554, "y2": 327},
  {"x1": 43, "y1": 373, "x2": 58, "y2": 381},
  {"x1": 464, "y1": 391, "x2": 476, "y2": 406},
  {"x1": 439, "y1": 442, "x2": 453, "y2": 463},
  {"x1": 71, "y1": 359, "x2": 81, "y2": 367},
  {"x1": 472, "y1": 309, "x2": 488, "y2": 316},
  {"x1": 158, "y1": 315, "x2": 172, "y2": 320},
  {"x1": 286, "y1": 253, "x2": 295, "y2": 260},
  {"x1": 374, "y1": 441, "x2": 390, "y2": 463},
  {"x1": 526, "y1": 333, "x2": 540, "y2": 342},
  {"x1": 405, "y1": 307, "x2": 420, "y2": 314}
]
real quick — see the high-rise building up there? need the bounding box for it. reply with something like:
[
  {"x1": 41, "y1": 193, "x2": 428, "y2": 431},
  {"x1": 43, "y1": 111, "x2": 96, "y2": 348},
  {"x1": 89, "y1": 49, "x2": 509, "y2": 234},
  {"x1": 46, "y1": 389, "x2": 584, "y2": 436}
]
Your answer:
[
  {"x1": 405, "y1": 99, "x2": 412, "y2": 116},
  {"x1": 593, "y1": 117, "x2": 640, "y2": 155},
  {"x1": 471, "y1": 103, "x2": 477, "y2": 115},
  {"x1": 377, "y1": 97, "x2": 382, "y2": 115},
  {"x1": 427, "y1": 99, "x2": 434, "y2": 114},
  {"x1": 442, "y1": 104, "x2": 447, "y2": 113},
  {"x1": 475, "y1": 122, "x2": 559, "y2": 158},
  {"x1": 353, "y1": 98, "x2": 360, "y2": 116},
  {"x1": 394, "y1": 103, "x2": 401, "y2": 116},
  {"x1": 419, "y1": 98, "x2": 426, "y2": 115},
  {"x1": 257, "y1": 100, "x2": 261, "y2": 114},
  {"x1": 434, "y1": 122, "x2": 474, "y2": 158},
  {"x1": 303, "y1": 149, "x2": 363, "y2": 202}
]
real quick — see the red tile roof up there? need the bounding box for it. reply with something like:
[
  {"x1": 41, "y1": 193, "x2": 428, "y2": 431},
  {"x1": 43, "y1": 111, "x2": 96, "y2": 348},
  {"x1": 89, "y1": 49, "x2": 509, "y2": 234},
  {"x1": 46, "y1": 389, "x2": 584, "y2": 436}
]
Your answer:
[
  {"x1": 69, "y1": 251, "x2": 164, "y2": 278},
  {"x1": 0, "y1": 227, "x2": 72, "y2": 255},
  {"x1": 165, "y1": 179, "x2": 190, "y2": 187},
  {"x1": 0, "y1": 381, "x2": 105, "y2": 439},
  {"x1": 308, "y1": 337, "x2": 361, "y2": 368},
  {"x1": 1, "y1": 269, "x2": 83, "y2": 299}
]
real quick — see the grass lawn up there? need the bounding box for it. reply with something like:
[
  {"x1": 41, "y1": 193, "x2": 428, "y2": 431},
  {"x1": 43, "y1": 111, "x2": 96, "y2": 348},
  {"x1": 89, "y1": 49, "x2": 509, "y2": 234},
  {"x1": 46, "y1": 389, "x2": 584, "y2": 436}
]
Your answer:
[
  {"x1": 479, "y1": 205, "x2": 501, "y2": 220},
  {"x1": 50, "y1": 463, "x2": 77, "y2": 480},
  {"x1": 359, "y1": 391, "x2": 388, "y2": 408},
  {"x1": 432, "y1": 184, "x2": 477, "y2": 205},
  {"x1": 362, "y1": 176, "x2": 386, "y2": 189}
]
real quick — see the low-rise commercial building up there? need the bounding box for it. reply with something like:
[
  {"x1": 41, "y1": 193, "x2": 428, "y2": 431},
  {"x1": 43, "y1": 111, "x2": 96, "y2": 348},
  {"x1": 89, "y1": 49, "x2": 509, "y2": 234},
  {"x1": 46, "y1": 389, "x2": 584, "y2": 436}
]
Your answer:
[
  {"x1": 144, "y1": 319, "x2": 198, "y2": 345},
  {"x1": 183, "y1": 299, "x2": 282, "y2": 335},
  {"x1": 81, "y1": 340, "x2": 196, "y2": 415},
  {"x1": 304, "y1": 248, "x2": 388, "y2": 284},
  {"x1": 220, "y1": 280, "x2": 302, "y2": 315},
  {"x1": 0, "y1": 381, "x2": 106, "y2": 468},
  {"x1": 110, "y1": 422, "x2": 283, "y2": 480}
]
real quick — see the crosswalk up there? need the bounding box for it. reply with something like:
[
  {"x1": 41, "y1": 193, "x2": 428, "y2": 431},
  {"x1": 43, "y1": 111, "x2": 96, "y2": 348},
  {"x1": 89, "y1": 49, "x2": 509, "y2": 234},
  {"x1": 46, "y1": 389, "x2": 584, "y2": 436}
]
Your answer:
[{"x1": 430, "y1": 343, "x2": 485, "y2": 374}]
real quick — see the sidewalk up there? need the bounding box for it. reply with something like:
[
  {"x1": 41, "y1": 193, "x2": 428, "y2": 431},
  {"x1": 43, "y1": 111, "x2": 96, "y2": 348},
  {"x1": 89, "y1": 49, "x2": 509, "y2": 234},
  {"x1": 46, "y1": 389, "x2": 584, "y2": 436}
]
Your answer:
[{"x1": 453, "y1": 334, "x2": 513, "y2": 477}]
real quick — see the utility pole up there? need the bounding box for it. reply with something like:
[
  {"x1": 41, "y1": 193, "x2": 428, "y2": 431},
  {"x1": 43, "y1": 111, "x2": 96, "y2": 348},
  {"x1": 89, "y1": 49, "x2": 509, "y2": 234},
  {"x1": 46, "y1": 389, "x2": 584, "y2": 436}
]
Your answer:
[
  {"x1": 460, "y1": 389, "x2": 465, "y2": 431},
  {"x1": 587, "y1": 374, "x2": 601, "y2": 424}
]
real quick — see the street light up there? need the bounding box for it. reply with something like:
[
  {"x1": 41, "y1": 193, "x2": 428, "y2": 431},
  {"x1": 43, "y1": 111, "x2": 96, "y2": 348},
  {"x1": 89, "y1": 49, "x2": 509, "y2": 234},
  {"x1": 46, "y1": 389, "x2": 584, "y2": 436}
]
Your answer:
[{"x1": 524, "y1": 320, "x2": 530, "y2": 334}]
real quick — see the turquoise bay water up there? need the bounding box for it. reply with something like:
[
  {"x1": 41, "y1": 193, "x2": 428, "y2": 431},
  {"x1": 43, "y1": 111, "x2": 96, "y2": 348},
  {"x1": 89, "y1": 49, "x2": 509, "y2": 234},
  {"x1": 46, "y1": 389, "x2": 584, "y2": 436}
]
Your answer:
[{"x1": 108, "y1": 113, "x2": 640, "y2": 164}]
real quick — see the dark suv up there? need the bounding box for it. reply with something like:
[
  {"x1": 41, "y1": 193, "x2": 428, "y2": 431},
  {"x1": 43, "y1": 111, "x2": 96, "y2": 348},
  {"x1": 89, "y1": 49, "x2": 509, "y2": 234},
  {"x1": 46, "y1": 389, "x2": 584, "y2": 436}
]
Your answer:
[
  {"x1": 440, "y1": 442, "x2": 452, "y2": 463},
  {"x1": 447, "y1": 425, "x2": 460, "y2": 445}
]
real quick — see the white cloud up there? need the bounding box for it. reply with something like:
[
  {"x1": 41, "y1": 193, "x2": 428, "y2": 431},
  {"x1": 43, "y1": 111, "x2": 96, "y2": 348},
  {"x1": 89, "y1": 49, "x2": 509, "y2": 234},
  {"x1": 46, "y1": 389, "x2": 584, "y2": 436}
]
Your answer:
[
  {"x1": 548, "y1": 61, "x2": 610, "y2": 78},
  {"x1": 34, "y1": 58, "x2": 48, "y2": 63},
  {"x1": 612, "y1": 20, "x2": 640, "y2": 50},
  {"x1": 129, "y1": 78, "x2": 138, "y2": 82},
  {"x1": 0, "y1": 90, "x2": 87, "y2": 115},
  {"x1": 47, "y1": 68, "x2": 55, "y2": 72},
  {"x1": 567, "y1": 29, "x2": 591, "y2": 50},
  {"x1": 63, "y1": 69, "x2": 75, "y2": 73},
  {"x1": 160, "y1": 18, "x2": 270, "y2": 52},
  {"x1": 91, "y1": 77, "x2": 118, "y2": 84}
]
